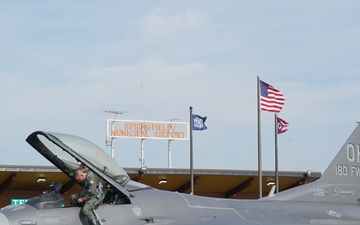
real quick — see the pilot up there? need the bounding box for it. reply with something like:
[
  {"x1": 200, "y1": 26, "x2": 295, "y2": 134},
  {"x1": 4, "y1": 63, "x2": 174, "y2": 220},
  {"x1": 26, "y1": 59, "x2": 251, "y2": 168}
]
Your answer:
[
  {"x1": 69, "y1": 163, "x2": 89, "y2": 178},
  {"x1": 70, "y1": 169, "x2": 104, "y2": 225}
]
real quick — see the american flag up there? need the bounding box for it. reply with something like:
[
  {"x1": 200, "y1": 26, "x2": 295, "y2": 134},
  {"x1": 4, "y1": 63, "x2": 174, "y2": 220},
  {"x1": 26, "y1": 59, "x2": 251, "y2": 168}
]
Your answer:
[
  {"x1": 277, "y1": 117, "x2": 288, "y2": 134},
  {"x1": 260, "y1": 80, "x2": 285, "y2": 113}
]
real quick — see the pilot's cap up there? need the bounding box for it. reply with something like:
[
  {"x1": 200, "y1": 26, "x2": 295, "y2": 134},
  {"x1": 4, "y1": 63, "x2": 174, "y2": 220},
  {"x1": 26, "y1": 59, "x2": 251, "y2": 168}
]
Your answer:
[{"x1": 79, "y1": 163, "x2": 89, "y2": 173}]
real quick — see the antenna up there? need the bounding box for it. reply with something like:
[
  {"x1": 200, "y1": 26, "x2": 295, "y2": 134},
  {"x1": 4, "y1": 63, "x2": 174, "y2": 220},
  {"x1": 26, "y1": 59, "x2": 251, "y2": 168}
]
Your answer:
[
  {"x1": 140, "y1": 77, "x2": 143, "y2": 119},
  {"x1": 103, "y1": 110, "x2": 128, "y2": 119}
]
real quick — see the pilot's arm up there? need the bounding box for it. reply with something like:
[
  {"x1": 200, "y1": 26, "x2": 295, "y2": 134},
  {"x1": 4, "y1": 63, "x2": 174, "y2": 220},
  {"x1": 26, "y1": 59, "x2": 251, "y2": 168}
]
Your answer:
[{"x1": 78, "y1": 175, "x2": 99, "y2": 203}]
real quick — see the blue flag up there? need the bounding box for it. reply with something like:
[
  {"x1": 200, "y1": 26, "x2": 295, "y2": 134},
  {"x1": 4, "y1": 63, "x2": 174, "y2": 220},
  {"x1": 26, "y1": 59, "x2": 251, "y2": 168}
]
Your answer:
[{"x1": 193, "y1": 114, "x2": 207, "y2": 131}]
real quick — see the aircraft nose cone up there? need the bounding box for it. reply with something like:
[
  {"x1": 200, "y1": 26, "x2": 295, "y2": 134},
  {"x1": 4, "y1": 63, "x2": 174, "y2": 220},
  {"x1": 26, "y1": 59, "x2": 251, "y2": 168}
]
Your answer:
[{"x1": 0, "y1": 212, "x2": 10, "y2": 225}]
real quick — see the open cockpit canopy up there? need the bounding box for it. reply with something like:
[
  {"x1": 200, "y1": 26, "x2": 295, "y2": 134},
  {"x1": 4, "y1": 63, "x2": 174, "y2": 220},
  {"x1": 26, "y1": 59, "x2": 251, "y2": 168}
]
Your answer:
[{"x1": 26, "y1": 131, "x2": 130, "y2": 197}]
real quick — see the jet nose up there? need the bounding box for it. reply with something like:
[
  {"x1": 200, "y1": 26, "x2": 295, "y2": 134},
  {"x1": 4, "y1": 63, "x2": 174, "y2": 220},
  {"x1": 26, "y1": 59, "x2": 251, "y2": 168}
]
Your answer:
[{"x1": 0, "y1": 212, "x2": 10, "y2": 225}]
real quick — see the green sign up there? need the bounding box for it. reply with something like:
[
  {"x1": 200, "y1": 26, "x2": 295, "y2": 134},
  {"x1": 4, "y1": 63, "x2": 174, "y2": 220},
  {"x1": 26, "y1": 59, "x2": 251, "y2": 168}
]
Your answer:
[{"x1": 11, "y1": 198, "x2": 28, "y2": 205}]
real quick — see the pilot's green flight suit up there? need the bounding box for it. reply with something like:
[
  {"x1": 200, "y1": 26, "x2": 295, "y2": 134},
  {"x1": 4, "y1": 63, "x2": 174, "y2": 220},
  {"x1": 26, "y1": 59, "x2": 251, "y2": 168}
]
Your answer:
[{"x1": 70, "y1": 172, "x2": 104, "y2": 225}]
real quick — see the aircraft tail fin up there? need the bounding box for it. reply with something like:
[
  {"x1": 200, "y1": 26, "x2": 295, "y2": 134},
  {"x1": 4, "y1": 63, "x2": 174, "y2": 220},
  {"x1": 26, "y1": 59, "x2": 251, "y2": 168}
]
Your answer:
[
  {"x1": 269, "y1": 123, "x2": 360, "y2": 204},
  {"x1": 320, "y1": 123, "x2": 360, "y2": 184}
]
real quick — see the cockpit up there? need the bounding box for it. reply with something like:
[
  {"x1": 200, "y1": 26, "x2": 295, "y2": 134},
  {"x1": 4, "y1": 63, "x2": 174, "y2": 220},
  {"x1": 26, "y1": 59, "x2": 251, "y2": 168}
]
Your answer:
[{"x1": 25, "y1": 131, "x2": 138, "y2": 208}]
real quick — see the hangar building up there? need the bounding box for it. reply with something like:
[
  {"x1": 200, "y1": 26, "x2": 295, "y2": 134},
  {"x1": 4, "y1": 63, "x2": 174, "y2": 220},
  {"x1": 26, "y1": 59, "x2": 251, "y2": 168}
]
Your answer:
[{"x1": 0, "y1": 165, "x2": 320, "y2": 207}]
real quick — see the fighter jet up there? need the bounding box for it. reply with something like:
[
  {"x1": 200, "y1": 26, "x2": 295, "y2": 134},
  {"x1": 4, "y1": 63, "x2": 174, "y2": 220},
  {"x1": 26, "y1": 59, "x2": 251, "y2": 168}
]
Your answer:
[{"x1": 1, "y1": 124, "x2": 360, "y2": 225}]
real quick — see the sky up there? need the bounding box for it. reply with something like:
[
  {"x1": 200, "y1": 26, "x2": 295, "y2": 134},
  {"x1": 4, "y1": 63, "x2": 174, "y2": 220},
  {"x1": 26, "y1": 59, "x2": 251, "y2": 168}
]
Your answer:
[{"x1": 1, "y1": 1, "x2": 360, "y2": 174}]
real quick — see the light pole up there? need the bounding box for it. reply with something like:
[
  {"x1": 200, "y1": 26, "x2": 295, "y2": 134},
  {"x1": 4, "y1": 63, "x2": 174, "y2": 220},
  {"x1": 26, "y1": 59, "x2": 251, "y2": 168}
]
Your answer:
[
  {"x1": 168, "y1": 119, "x2": 180, "y2": 168},
  {"x1": 103, "y1": 110, "x2": 127, "y2": 159}
]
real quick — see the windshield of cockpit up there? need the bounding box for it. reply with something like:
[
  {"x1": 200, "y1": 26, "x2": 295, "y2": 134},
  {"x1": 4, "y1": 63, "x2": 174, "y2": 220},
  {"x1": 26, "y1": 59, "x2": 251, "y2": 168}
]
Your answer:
[{"x1": 38, "y1": 132, "x2": 129, "y2": 185}]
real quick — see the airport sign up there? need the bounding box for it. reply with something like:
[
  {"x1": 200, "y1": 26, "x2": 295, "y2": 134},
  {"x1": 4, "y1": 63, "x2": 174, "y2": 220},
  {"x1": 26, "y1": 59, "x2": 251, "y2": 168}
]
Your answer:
[{"x1": 107, "y1": 119, "x2": 189, "y2": 140}]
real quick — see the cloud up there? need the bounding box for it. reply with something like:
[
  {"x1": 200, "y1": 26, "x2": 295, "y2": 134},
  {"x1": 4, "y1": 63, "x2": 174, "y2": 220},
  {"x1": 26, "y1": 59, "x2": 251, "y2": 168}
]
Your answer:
[{"x1": 141, "y1": 10, "x2": 206, "y2": 40}]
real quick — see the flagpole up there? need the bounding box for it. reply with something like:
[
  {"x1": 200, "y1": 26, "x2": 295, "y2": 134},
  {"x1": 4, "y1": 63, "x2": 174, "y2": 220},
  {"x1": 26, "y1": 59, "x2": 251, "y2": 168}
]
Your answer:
[
  {"x1": 257, "y1": 76, "x2": 262, "y2": 198},
  {"x1": 275, "y1": 114, "x2": 279, "y2": 193},
  {"x1": 189, "y1": 106, "x2": 194, "y2": 195}
]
